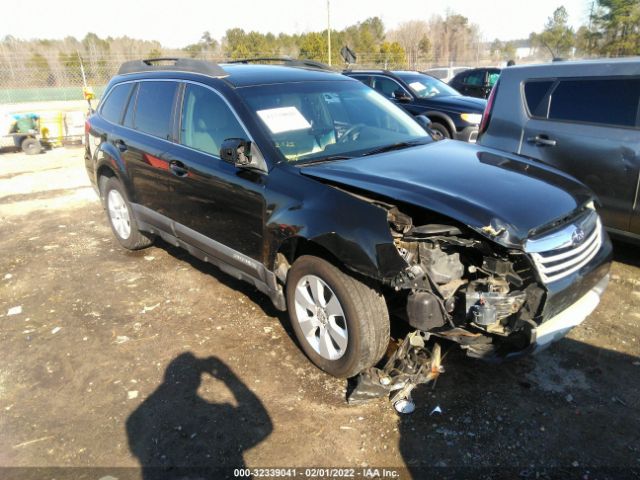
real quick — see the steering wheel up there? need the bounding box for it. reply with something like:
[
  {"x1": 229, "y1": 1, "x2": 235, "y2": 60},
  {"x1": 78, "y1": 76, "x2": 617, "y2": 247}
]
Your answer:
[{"x1": 338, "y1": 123, "x2": 366, "y2": 143}]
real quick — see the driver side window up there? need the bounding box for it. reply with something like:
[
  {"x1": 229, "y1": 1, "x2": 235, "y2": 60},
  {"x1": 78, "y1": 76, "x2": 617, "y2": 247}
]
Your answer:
[
  {"x1": 180, "y1": 84, "x2": 246, "y2": 157},
  {"x1": 371, "y1": 77, "x2": 408, "y2": 100}
]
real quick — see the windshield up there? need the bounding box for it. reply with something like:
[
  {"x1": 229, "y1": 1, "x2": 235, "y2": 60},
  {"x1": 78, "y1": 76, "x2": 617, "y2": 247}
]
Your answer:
[
  {"x1": 238, "y1": 80, "x2": 431, "y2": 163},
  {"x1": 396, "y1": 73, "x2": 461, "y2": 98}
]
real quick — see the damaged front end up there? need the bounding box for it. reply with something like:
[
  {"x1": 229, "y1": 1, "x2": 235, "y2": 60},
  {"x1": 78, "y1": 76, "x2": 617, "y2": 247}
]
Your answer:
[{"x1": 385, "y1": 207, "x2": 545, "y2": 360}]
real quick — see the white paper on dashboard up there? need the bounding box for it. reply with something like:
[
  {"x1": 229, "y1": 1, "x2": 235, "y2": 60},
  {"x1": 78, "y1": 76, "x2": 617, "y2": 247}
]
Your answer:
[
  {"x1": 408, "y1": 81, "x2": 426, "y2": 92},
  {"x1": 256, "y1": 107, "x2": 311, "y2": 133}
]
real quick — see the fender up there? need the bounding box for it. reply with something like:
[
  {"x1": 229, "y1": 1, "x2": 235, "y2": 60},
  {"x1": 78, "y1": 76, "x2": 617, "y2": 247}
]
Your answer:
[
  {"x1": 265, "y1": 175, "x2": 407, "y2": 281},
  {"x1": 422, "y1": 111, "x2": 456, "y2": 136}
]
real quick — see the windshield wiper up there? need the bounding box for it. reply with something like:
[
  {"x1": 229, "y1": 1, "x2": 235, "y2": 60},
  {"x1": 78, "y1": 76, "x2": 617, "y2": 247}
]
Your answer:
[
  {"x1": 297, "y1": 155, "x2": 352, "y2": 166},
  {"x1": 360, "y1": 140, "x2": 428, "y2": 157}
]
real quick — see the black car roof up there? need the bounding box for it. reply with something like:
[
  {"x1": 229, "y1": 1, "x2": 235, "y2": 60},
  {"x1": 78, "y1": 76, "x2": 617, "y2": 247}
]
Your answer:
[{"x1": 220, "y1": 64, "x2": 348, "y2": 87}]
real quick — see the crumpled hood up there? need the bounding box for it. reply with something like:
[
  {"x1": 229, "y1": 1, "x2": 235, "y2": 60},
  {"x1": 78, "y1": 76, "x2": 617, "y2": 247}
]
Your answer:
[{"x1": 300, "y1": 141, "x2": 594, "y2": 248}]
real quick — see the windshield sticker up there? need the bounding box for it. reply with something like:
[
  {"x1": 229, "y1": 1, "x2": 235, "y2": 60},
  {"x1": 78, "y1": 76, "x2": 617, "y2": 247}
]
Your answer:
[
  {"x1": 257, "y1": 107, "x2": 311, "y2": 134},
  {"x1": 409, "y1": 81, "x2": 427, "y2": 92}
]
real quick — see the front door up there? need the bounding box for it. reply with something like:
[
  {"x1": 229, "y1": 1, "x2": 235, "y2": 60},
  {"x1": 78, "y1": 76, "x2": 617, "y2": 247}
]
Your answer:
[{"x1": 165, "y1": 82, "x2": 266, "y2": 263}]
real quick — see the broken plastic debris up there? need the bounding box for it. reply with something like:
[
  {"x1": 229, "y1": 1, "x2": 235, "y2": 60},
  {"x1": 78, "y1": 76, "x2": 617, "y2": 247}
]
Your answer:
[
  {"x1": 7, "y1": 306, "x2": 22, "y2": 316},
  {"x1": 115, "y1": 336, "x2": 130, "y2": 344},
  {"x1": 4, "y1": 273, "x2": 12, "y2": 280},
  {"x1": 430, "y1": 405, "x2": 443, "y2": 416},
  {"x1": 394, "y1": 398, "x2": 416, "y2": 414},
  {"x1": 140, "y1": 303, "x2": 160, "y2": 313},
  {"x1": 144, "y1": 255, "x2": 155, "y2": 261},
  {"x1": 127, "y1": 391, "x2": 139, "y2": 400},
  {"x1": 51, "y1": 327, "x2": 61, "y2": 334}
]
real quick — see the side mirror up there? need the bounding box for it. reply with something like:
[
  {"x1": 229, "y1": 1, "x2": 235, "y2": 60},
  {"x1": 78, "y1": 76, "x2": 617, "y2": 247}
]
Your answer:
[
  {"x1": 220, "y1": 138, "x2": 252, "y2": 167},
  {"x1": 415, "y1": 115, "x2": 432, "y2": 132},
  {"x1": 393, "y1": 90, "x2": 412, "y2": 102}
]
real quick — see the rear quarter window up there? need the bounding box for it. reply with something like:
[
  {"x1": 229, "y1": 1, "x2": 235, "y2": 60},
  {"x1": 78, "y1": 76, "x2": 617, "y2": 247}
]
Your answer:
[
  {"x1": 548, "y1": 78, "x2": 640, "y2": 128},
  {"x1": 100, "y1": 83, "x2": 134, "y2": 124}
]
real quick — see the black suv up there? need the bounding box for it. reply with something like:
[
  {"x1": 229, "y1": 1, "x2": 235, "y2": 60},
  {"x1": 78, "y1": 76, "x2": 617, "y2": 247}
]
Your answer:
[
  {"x1": 449, "y1": 67, "x2": 501, "y2": 99},
  {"x1": 478, "y1": 58, "x2": 640, "y2": 242},
  {"x1": 344, "y1": 69, "x2": 486, "y2": 142},
  {"x1": 85, "y1": 58, "x2": 611, "y2": 379}
]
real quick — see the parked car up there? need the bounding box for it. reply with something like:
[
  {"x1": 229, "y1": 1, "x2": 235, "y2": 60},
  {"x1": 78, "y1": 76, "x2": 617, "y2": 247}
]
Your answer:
[
  {"x1": 344, "y1": 69, "x2": 486, "y2": 142},
  {"x1": 85, "y1": 58, "x2": 611, "y2": 379},
  {"x1": 423, "y1": 66, "x2": 471, "y2": 83},
  {"x1": 449, "y1": 67, "x2": 501, "y2": 99},
  {"x1": 478, "y1": 57, "x2": 640, "y2": 242}
]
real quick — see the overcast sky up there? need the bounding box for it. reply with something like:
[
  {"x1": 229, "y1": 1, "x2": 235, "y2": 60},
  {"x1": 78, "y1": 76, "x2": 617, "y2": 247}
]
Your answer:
[{"x1": 1, "y1": 0, "x2": 591, "y2": 47}]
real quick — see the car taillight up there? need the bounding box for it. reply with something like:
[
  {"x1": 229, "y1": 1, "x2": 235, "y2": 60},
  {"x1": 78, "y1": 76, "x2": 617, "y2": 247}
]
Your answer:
[{"x1": 479, "y1": 81, "x2": 498, "y2": 135}]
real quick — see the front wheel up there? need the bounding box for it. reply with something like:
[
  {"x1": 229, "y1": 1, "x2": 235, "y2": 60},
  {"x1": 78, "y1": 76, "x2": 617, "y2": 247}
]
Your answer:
[
  {"x1": 429, "y1": 122, "x2": 451, "y2": 140},
  {"x1": 286, "y1": 255, "x2": 390, "y2": 378}
]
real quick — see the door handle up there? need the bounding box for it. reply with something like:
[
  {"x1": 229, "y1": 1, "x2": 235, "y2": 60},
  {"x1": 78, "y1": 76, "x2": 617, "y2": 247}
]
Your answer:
[
  {"x1": 169, "y1": 160, "x2": 189, "y2": 177},
  {"x1": 114, "y1": 139, "x2": 127, "y2": 152},
  {"x1": 528, "y1": 135, "x2": 557, "y2": 147}
]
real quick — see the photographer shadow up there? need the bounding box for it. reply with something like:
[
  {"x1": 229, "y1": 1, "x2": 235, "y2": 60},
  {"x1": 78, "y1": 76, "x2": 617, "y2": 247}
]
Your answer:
[{"x1": 126, "y1": 352, "x2": 272, "y2": 479}]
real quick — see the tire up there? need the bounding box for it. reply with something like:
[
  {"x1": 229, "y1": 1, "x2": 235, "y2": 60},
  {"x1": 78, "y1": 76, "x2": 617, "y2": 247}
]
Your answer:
[
  {"x1": 286, "y1": 255, "x2": 390, "y2": 378},
  {"x1": 429, "y1": 122, "x2": 451, "y2": 141},
  {"x1": 21, "y1": 137, "x2": 42, "y2": 155},
  {"x1": 101, "y1": 176, "x2": 154, "y2": 250}
]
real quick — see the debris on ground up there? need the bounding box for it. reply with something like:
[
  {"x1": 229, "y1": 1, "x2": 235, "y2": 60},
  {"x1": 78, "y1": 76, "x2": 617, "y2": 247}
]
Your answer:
[
  {"x1": 430, "y1": 405, "x2": 443, "y2": 416},
  {"x1": 127, "y1": 391, "x2": 139, "y2": 400},
  {"x1": 347, "y1": 331, "x2": 444, "y2": 414},
  {"x1": 7, "y1": 306, "x2": 22, "y2": 316},
  {"x1": 51, "y1": 327, "x2": 61, "y2": 334}
]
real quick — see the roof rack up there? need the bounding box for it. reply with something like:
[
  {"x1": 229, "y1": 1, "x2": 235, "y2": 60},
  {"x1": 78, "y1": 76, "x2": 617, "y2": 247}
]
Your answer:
[
  {"x1": 226, "y1": 56, "x2": 334, "y2": 71},
  {"x1": 118, "y1": 58, "x2": 228, "y2": 77}
]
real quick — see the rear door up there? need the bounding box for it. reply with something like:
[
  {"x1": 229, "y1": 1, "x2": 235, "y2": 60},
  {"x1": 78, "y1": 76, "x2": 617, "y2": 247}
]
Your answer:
[
  {"x1": 520, "y1": 76, "x2": 640, "y2": 233},
  {"x1": 369, "y1": 75, "x2": 416, "y2": 114},
  {"x1": 121, "y1": 80, "x2": 181, "y2": 222}
]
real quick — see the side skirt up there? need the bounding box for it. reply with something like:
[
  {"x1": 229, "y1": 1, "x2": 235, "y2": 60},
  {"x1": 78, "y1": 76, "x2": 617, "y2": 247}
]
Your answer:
[{"x1": 131, "y1": 203, "x2": 286, "y2": 311}]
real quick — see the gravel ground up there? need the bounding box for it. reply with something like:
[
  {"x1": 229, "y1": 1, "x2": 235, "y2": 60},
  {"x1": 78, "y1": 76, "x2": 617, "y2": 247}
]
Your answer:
[{"x1": 0, "y1": 147, "x2": 639, "y2": 480}]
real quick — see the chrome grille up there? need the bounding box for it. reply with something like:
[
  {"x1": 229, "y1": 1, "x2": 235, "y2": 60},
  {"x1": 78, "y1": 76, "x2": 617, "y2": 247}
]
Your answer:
[{"x1": 525, "y1": 211, "x2": 603, "y2": 284}]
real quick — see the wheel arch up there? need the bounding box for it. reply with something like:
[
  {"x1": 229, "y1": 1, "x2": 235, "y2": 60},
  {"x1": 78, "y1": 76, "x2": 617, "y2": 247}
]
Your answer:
[{"x1": 422, "y1": 111, "x2": 456, "y2": 137}]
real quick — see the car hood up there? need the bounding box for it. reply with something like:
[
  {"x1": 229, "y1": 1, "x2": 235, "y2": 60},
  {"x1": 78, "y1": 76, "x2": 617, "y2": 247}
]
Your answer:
[
  {"x1": 417, "y1": 95, "x2": 486, "y2": 113},
  {"x1": 299, "y1": 141, "x2": 594, "y2": 248}
]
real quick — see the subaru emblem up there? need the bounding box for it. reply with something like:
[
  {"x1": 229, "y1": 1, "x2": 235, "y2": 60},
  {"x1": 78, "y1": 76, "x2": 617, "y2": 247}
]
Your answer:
[{"x1": 571, "y1": 227, "x2": 586, "y2": 245}]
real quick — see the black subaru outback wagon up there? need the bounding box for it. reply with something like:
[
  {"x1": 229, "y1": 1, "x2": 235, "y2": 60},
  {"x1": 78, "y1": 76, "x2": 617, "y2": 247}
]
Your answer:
[{"x1": 86, "y1": 58, "x2": 611, "y2": 378}]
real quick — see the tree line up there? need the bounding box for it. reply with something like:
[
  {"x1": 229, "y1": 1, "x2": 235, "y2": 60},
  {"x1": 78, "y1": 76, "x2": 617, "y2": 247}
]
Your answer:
[{"x1": 0, "y1": 0, "x2": 638, "y2": 90}]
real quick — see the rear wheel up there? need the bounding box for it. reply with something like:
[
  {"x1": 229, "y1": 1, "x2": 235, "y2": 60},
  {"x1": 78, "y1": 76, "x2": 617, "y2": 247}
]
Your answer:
[
  {"x1": 429, "y1": 122, "x2": 451, "y2": 140},
  {"x1": 286, "y1": 255, "x2": 390, "y2": 378},
  {"x1": 21, "y1": 137, "x2": 42, "y2": 155},
  {"x1": 101, "y1": 176, "x2": 154, "y2": 250}
]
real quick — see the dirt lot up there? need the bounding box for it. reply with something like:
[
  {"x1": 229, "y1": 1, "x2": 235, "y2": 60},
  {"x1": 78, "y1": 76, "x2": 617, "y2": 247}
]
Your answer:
[{"x1": 1, "y1": 147, "x2": 639, "y2": 480}]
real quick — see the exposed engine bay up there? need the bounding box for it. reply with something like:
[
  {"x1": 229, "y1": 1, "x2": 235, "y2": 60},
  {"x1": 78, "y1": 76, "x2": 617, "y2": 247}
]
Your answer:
[{"x1": 385, "y1": 206, "x2": 545, "y2": 359}]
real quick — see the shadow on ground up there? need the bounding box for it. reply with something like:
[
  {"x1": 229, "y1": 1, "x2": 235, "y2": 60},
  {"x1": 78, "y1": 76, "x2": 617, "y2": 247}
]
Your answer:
[
  {"x1": 126, "y1": 353, "x2": 272, "y2": 480},
  {"x1": 398, "y1": 338, "x2": 640, "y2": 478}
]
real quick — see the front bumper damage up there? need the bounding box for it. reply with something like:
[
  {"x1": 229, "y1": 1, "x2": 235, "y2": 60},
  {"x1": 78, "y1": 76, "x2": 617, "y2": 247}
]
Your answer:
[{"x1": 531, "y1": 273, "x2": 609, "y2": 352}]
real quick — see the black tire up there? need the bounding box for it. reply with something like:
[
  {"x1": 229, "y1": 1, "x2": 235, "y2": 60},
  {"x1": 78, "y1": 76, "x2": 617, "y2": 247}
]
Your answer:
[
  {"x1": 429, "y1": 122, "x2": 451, "y2": 140},
  {"x1": 101, "y1": 176, "x2": 154, "y2": 250},
  {"x1": 286, "y1": 255, "x2": 390, "y2": 378},
  {"x1": 21, "y1": 137, "x2": 42, "y2": 155}
]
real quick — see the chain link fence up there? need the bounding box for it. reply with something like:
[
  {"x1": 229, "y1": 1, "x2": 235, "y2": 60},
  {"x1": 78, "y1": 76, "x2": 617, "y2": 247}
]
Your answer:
[{"x1": 0, "y1": 51, "x2": 527, "y2": 105}]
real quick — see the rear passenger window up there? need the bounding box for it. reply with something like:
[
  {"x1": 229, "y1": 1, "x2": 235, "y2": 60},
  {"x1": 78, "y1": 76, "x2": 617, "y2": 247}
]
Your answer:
[
  {"x1": 548, "y1": 78, "x2": 640, "y2": 128},
  {"x1": 524, "y1": 80, "x2": 554, "y2": 117},
  {"x1": 462, "y1": 71, "x2": 484, "y2": 86},
  {"x1": 100, "y1": 83, "x2": 133, "y2": 124},
  {"x1": 180, "y1": 84, "x2": 246, "y2": 157},
  {"x1": 134, "y1": 81, "x2": 177, "y2": 139}
]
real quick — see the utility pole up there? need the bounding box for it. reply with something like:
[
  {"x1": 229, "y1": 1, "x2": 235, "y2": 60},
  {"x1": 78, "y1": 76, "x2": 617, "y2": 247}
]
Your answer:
[{"x1": 327, "y1": 0, "x2": 332, "y2": 66}]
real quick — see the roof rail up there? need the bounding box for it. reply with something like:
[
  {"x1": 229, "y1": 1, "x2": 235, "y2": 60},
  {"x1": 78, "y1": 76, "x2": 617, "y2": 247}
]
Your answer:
[
  {"x1": 118, "y1": 58, "x2": 228, "y2": 77},
  {"x1": 226, "y1": 56, "x2": 334, "y2": 71}
]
